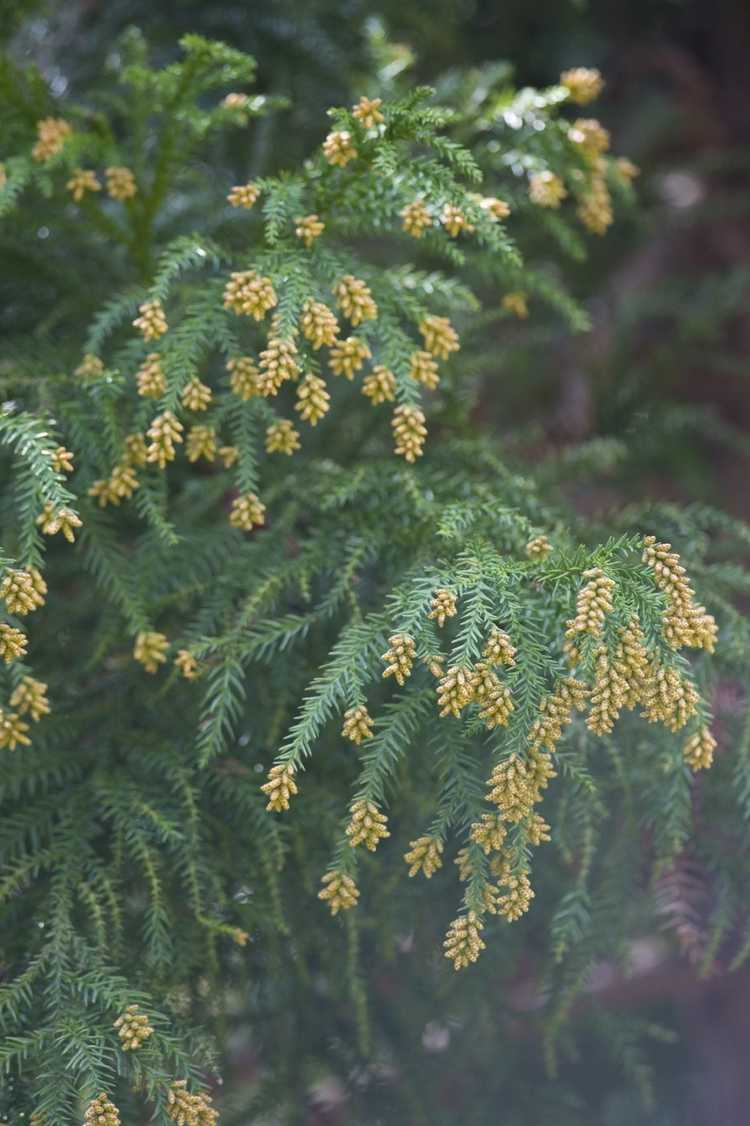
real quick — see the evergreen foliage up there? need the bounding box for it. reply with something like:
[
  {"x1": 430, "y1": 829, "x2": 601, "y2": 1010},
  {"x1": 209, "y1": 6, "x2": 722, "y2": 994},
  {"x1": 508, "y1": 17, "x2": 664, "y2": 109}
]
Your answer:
[{"x1": 1, "y1": 29, "x2": 748, "y2": 1125}]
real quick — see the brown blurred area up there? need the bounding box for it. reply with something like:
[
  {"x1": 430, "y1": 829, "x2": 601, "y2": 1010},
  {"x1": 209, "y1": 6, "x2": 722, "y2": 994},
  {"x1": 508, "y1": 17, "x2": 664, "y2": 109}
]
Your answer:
[{"x1": 596, "y1": 0, "x2": 750, "y2": 518}]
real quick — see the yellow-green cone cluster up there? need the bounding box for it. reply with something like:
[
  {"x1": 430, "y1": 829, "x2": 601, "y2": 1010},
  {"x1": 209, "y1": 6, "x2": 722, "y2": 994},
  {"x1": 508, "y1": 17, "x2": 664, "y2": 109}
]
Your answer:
[
  {"x1": 352, "y1": 95, "x2": 384, "y2": 128},
  {"x1": 136, "y1": 353, "x2": 166, "y2": 398},
  {"x1": 419, "y1": 315, "x2": 459, "y2": 359},
  {"x1": 1, "y1": 568, "x2": 46, "y2": 615},
  {"x1": 479, "y1": 195, "x2": 511, "y2": 220},
  {"x1": 569, "y1": 118, "x2": 610, "y2": 159},
  {"x1": 106, "y1": 166, "x2": 137, "y2": 200},
  {"x1": 346, "y1": 799, "x2": 390, "y2": 850},
  {"x1": 443, "y1": 911, "x2": 485, "y2": 969},
  {"x1": 261, "y1": 763, "x2": 298, "y2": 812},
  {"x1": 36, "y1": 503, "x2": 82, "y2": 542},
  {"x1": 529, "y1": 171, "x2": 567, "y2": 209},
  {"x1": 222, "y1": 92, "x2": 250, "y2": 111},
  {"x1": 229, "y1": 492, "x2": 266, "y2": 531},
  {"x1": 83, "y1": 1094, "x2": 120, "y2": 1126},
  {"x1": 616, "y1": 157, "x2": 640, "y2": 183},
  {"x1": 641, "y1": 662, "x2": 698, "y2": 732},
  {"x1": 474, "y1": 664, "x2": 514, "y2": 730},
  {"x1": 165, "y1": 1080, "x2": 219, "y2": 1126},
  {"x1": 526, "y1": 811, "x2": 552, "y2": 846},
  {"x1": 146, "y1": 411, "x2": 183, "y2": 468},
  {"x1": 295, "y1": 373, "x2": 330, "y2": 425},
  {"x1": 10, "y1": 677, "x2": 50, "y2": 722},
  {"x1": 409, "y1": 349, "x2": 439, "y2": 389},
  {"x1": 0, "y1": 623, "x2": 28, "y2": 664},
  {"x1": 464, "y1": 734, "x2": 555, "y2": 934},
  {"x1": 381, "y1": 634, "x2": 416, "y2": 685},
  {"x1": 333, "y1": 275, "x2": 377, "y2": 324},
  {"x1": 265, "y1": 419, "x2": 300, "y2": 455},
  {"x1": 391, "y1": 404, "x2": 427, "y2": 462},
  {"x1": 0, "y1": 709, "x2": 31, "y2": 750},
  {"x1": 436, "y1": 665, "x2": 475, "y2": 717},
  {"x1": 295, "y1": 213, "x2": 325, "y2": 247},
  {"x1": 615, "y1": 616, "x2": 650, "y2": 706},
  {"x1": 75, "y1": 353, "x2": 104, "y2": 379},
  {"x1": 587, "y1": 646, "x2": 625, "y2": 735},
  {"x1": 227, "y1": 356, "x2": 259, "y2": 399},
  {"x1": 329, "y1": 335, "x2": 371, "y2": 379},
  {"x1": 560, "y1": 67, "x2": 604, "y2": 105},
  {"x1": 134, "y1": 631, "x2": 169, "y2": 674},
  {"x1": 483, "y1": 627, "x2": 516, "y2": 667},
  {"x1": 323, "y1": 130, "x2": 357, "y2": 167},
  {"x1": 362, "y1": 365, "x2": 396, "y2": 404},
  {"x1": 404, "y1": 835, "x2": 443, "y2": 877},
  {"x1": 51, "y1": 446, "x2": 74, "y2": 473},
  {"x1": 301, "y1": 299, "x2": 339, "y2": 349},
  {"x1": 133, "y1": 299, "x2": 167, "y2": 341},
  {"x1": 181, "y1": 377, "x2": 212, "y2": 412},
  {"x1": 470, "y1": 812, "x2": 507, "y2": 854},
  {"x1": 441, "y1": 203, "x2": 473, "y2": 237},
  {"x1": 401, "y1": 198, "x2": 432, "y2": 238},
  {"x1": 642, "y1": 535, "x2": 717, "y2": 652},
  {"x1": 227, "y1": 181, "x2": 260, "y2": 209},
  {"x1": 223, "y1": 271, "x2": 277, "y2": 319},
  {"x1": 299, "y1": 530, "x2": 716, "y2": 972},
  {"x1": 114, "y1": 1003, "x2": 153, "y2": 1050},
  {"x1": 32, "y1": 117, "x2": 72, "y2": 161},
  {"x1": 428, "y1": 588, "x2": 457, "y2": 627},
  {"x1": 89, "y1": 463, "x2": 139, "y2": 507},
  {"x1": 258, "y1": 336, "x2": 300, "y2": 394},
  {"x1": 493, "y1": 860, "x2": 535, "y2": 922},
  {"x1": 528, "y1": 677, "x2": 589, "y2": 753},
  {"x1": 175, "y1": 650, "x2": 200, "y2": 679},
  {"x1": 565, "y1": 567, "x2": 615, "y2": 638},
  {"x1": 526, "y1": 534, "x2": 552, "y2": 560},
  {"x1": 486, "y1": 755, "x2": 539, "y2": 823},
  {"x1": 502, "y1": 292, "x2": 529, "y2": 319},
  {"x1": 318, "y1": 870, "x2": 359, "y2": 915},
  {"x1": 186, "y1": 425, "x2": 217, "y2": 463},
  {"x1": 67, "y1": 169, "x2": 100, "y2": 202},
  {"x1": 683, "y1": 727, "x2": 717, "y2": 771},
  {"x1": 341, "y1": 705, "x2": 374, "y2": 744},
  {"x1": 577, "y1": 168, "x2": 613, "y2": 235},
  {"x1": 454, "y1": 847, "x2": 473, "y2": 882}
]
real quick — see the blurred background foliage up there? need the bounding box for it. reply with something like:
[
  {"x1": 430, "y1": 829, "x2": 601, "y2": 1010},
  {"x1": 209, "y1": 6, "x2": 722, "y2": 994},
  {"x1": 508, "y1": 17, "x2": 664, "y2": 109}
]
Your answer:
[{"x1": 2, "y1": 2, "x2": 749, "y2": 1123}]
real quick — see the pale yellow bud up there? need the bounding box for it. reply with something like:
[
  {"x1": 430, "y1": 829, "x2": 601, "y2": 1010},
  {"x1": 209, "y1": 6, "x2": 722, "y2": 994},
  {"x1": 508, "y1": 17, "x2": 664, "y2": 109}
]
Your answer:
[{"x1": 261, "y1": 763, "x2": 297, "y2": 811}]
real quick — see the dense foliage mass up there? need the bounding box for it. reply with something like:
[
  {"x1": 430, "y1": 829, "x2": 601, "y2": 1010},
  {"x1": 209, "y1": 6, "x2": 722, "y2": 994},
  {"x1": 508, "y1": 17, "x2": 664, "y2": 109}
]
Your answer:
[{"x1": 1, "y1": 29, "x2": 749, "y2": 1126}]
